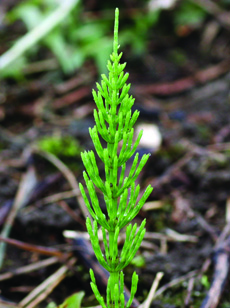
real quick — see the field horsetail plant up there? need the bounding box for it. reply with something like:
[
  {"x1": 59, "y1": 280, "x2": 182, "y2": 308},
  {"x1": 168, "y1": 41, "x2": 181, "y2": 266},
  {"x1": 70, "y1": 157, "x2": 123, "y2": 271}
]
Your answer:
[{"x1": 79, "y1": 8, "x2": 153, "y2": 308}]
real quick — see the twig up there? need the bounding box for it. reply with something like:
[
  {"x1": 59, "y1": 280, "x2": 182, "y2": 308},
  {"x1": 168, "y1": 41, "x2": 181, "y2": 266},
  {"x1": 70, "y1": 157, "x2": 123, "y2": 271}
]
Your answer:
[
  {"x1": 54, "y1": 72, "x2": 93, "y2": 94},
  {"x1": 149, "y1": 138, "x2": 226, "y2": 192},
  {"x1": 23, "y1": 58, "x2": 58, "y2": 74},
  {"x1": 200, "y1": 237, "x2": 230, "y2": 308},
  {"x1": 0, "y1": 165, "x2": 37, "y2": 268},
  {"x1": 64, "y1": 229, "x2": 197, "y2": 244},
  {"x1": 134, "y1": 60, "x2": 230, "y2": 96},
  {"x1": 25, "y1": 276, "x2": 63, "y2": 308},
  {"x1": 207, "y1": 142, "x2": 230, "y2": 151},
  {"x1": 52, "y1": 86, "x2": 90, "y2": 109},
  {"x1": 191, "y1": 0, "x2": 230, "y2": 30},
  {"x1": 19, "y1": 257, "x2": 76, "y2": 307},
  {"x1": 192, "y1": 210, "x2": 218, "y2": 242},
  {"x1": 199, "y1": 201, "x2": 230, "y2": 308},
  {"x1": 34, "y1": 149, "x2": 89, "y2": 220},
  {"x1": 226, "y1": 197, "x2": 230, "y2": 223},
  {"x1": 34, "y1": 189, "x2": 79, "y2": 205},
  {"x1": 148, "y1": 151, "x2": 193, "y2": 189},
  {"x1": 144, "y1": 231, "x2": 197, "y2": 243},
  {"x1": 154, "y1": 270, "x2": 199, "y2": 299},
  {"x1": 0, "y1": 236, "x2": 65, "y2": 258},
  {"x1": 215, "y1": 222, "x2": 230, "y2": 250},
  {"x1": 0, "y1": 0, "x2": 80, "y2": 71},
  {"x1": 0, "y1": 300, "x2": 20, "y2": 308},
  {"x1": 184, "y1": 277, "x2": 195, "y2": 307},
  {"x1": 0, "y1": 256, "x2": 59, "y2": 281},
  {"x1": 58, "y1": 200, "x2": 85, "y2": 225},
  {"x1": 0, "y1": 201, "x2": 13, "y2": 226},
  {"x1": 165, "y1": 228, "x2": 198, "y2": 243},
  {"x1": 140, "y1": 272, "x2": 164, "y2": 308},
  {"x1": 142, "y1": 200, "x2": 164, "y2": 211}
]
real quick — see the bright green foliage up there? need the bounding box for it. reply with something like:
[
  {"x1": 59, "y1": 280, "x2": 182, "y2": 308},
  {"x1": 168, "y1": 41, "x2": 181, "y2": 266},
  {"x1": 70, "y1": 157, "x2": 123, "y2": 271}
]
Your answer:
[
  {"x1": 57, "y1": 291, "x2": 85, "y2": 308},
  {"x1": 80, "y1": 8, "x2": 153, "y2": 308},
  {"x1": 1, "y1": 1, "x2": 160, "y2": 80},
  {"x1": 38, "y1": 135, "x2": 81, "y2": 158},
  {"x1": 174, "y1": 1, "x2": 207, "y2": 27},
  {"x1": 46, "y1": 291, "x2": 85, "y2": 308}
]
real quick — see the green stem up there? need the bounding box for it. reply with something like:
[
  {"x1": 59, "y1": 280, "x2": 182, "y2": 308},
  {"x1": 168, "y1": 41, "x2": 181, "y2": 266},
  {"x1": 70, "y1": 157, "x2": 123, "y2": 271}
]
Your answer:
[
  {"x1": 108, "y1": 228, "x2": 118, "y2": 266},
  {"x1": 107, "y1": 142, "x2": 118, "y2": 223},
  {"x1": 109, "y1": 271, "x2": 120, "y2": 307}
]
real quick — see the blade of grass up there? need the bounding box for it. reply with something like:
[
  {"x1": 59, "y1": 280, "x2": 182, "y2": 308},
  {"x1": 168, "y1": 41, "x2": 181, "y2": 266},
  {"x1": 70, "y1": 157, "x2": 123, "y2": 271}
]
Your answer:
[{"x1": 0, "y1": 0, "x2": 80, "y2": 71}]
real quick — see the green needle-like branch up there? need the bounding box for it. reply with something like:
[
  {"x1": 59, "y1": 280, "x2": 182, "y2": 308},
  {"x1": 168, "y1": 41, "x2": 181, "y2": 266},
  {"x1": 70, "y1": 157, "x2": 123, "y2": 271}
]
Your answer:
[{"x1": 80, "y1": 7, "x2": 153, "y2": 308}]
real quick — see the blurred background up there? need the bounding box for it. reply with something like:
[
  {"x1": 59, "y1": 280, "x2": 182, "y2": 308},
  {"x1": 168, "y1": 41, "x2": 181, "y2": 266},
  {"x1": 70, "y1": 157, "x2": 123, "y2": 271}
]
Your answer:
[{"x1": 1, "y1": 0, "x2": 230, "y2": 80}]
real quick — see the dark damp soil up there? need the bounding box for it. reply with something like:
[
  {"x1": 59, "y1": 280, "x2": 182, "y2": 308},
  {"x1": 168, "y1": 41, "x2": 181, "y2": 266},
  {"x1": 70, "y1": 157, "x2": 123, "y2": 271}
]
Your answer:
[{"x1": 1, "y1": 1, "x2": 230, "y2": 308}]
